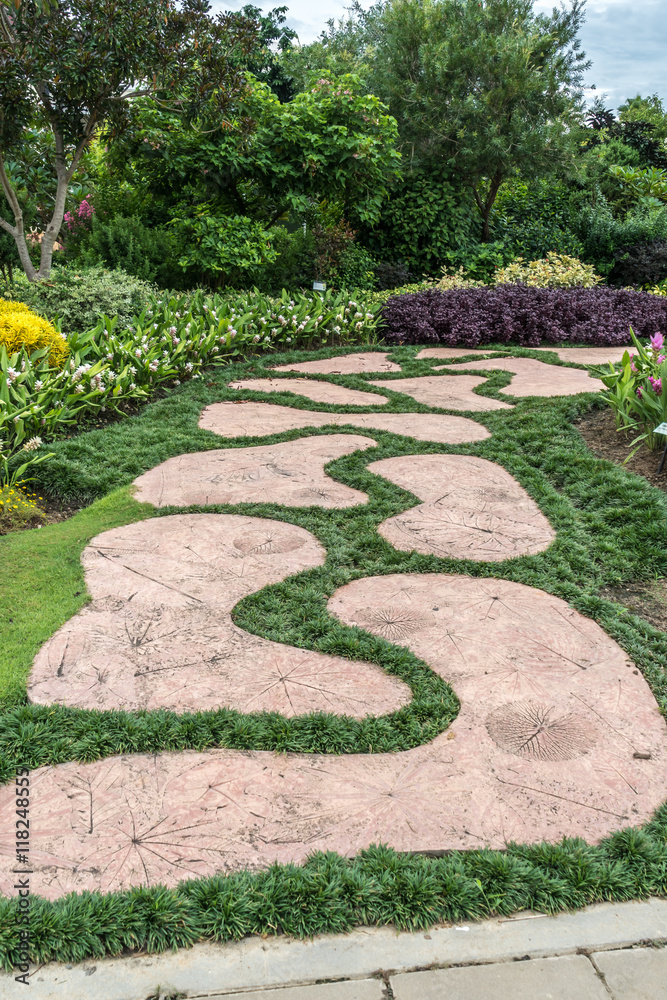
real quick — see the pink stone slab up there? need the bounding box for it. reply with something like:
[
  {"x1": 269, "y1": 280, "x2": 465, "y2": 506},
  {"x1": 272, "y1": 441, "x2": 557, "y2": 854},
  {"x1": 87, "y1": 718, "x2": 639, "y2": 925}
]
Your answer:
[
  {"x1": 533, "y1": 346, "x2": 633, "y2": 366},
  {"x1": 367, "y1": 375, "x2": 512, "y2": 411},
  {"x1": 417, "y1": 347, "x2": 514, "y2": 360},
  {"x1": 228, "y1": 378, "x2": 388, "y2": 406},
  {"x1": 199, "y1": 401, "x2": 491, "y2": 445},
  {"x1": 132, "y1": 434, "x2": 376, "y2": 508},
  {"x1": 27, "y1": 514, "x2": 410, "y2": 717},
  {"x1": 440, "y1": 357, "x2": 604, "y2": 397},
  {"x1": 5, "y1": 574, "x2": 665, "y2": 900},
  {"x1": 273, "y1": 352, "x2": 401, "y2": 374},
  {"x1": 369, "y1": 454, "x2": 555, "y2": 560}
]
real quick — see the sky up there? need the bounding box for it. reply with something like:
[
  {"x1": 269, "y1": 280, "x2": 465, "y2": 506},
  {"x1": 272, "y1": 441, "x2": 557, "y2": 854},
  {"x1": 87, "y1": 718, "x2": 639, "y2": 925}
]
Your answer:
[{"x1": 212, "y1": 0, "x2": 667, "y2": 109}]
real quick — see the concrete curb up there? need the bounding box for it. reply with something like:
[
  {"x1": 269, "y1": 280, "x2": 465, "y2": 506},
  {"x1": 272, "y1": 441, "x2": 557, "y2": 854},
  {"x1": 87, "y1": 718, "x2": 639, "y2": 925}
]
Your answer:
[{"x1": 4, "y1": 898, "x2": 666, "y2": 999}]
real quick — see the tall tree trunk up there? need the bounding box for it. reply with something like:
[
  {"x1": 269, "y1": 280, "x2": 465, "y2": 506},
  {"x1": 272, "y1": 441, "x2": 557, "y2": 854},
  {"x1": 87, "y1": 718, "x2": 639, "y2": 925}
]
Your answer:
[
  {"x1": 474, "y1": 171, "x2": 504, "y2": 243},
  {"x1": 0, "y1": 149, "x2": 38, "y2": 281},
  {"x1": 38, "y1": 163, "x2": 69, "y2": 279}
]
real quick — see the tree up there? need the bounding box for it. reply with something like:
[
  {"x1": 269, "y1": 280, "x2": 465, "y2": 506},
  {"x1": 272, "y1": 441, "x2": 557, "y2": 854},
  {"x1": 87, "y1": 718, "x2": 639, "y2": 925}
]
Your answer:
[
  {"x1": 105, "y1": 75, "x2": 401, "y2": 227},
  {"x1": 0, "y1": 0, "x2": 256, "y2": 281},
  {"x1": 369, "y1": 0, "x2": 589, "y2": 240}
]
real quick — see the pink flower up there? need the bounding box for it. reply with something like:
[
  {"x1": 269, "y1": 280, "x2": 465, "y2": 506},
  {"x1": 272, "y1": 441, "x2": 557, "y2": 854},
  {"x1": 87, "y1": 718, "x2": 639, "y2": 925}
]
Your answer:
[
  {"x1": 658, "y1": 354, "x2": 666, "y2": 363},
  {"x1": 650, "y1": 332, "x2": 665, "y2": 351},
  {"x1": 648, "y1": 376, "x2": 663, "y2": 394}
]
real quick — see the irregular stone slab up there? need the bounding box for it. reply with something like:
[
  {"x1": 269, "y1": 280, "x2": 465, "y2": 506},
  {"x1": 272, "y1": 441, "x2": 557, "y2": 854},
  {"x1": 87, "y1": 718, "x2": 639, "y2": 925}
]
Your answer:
[
  {"x1": 390, "y1": 955, "x2": 609, "y2": 1000},
  {"x1": 441, "y1": 357, "x2": 604, "y2": 396},
  {"x1": 370, "y1": 454, "x2": 554, "y2": 560},
  {"x1": 27, "y1": 514, "x2": 410, "y2": 717},
  {"x1": 133, "y1": 434, "x2": 375, "y2": 508},
  {"x1": 200, "y1": 401, "x2": 491, "y2": 445},
  {"x1": 228, "y1": 377, "x2": 388, "y2": 406},
  {"x1": 367, "y1": 375, "x2": 512, "y2": 411},
  {"x1": 417, "y1": 347, "x2": 513, "y2": 360},
  {"x1": 273, "y1": 352, "x2": 400, "y2": 374},
  {"x1": 594, "y1": 948, "x2": 667, "y2": 1000},
  {"x1": 534, "y1": 345, "x2": 633, "y2": 366},
  {"x1": 7, "y1": 575, "x2": 665, "y2": 899}
]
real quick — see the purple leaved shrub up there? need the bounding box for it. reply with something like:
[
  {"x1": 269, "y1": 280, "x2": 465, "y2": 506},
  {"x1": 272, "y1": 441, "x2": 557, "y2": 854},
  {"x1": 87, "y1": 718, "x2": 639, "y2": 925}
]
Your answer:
[{"x1": 380, "y1": 286, "x2": 667, "y2": 346}]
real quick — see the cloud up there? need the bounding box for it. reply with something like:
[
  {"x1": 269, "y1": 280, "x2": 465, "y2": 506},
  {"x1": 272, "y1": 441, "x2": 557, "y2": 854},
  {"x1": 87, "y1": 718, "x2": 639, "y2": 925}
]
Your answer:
[{"x1": 211, "y1": 0, "x2": 667, "y2": 107}]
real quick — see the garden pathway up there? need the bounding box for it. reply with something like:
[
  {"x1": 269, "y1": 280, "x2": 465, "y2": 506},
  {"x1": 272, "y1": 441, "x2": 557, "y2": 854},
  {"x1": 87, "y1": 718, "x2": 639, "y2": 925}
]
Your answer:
[{"x1": 1, "y1": 347, "x2": 666, "y2": 902}]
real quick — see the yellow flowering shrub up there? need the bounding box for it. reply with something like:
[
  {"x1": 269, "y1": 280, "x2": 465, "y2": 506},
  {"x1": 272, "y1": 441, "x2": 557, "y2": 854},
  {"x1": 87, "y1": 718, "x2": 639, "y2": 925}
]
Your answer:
[
  {"x1": 0, "y1": 299, "x2": 69, "y2": 367},
  {"x1": 493, "y1": 253, "x2": 602, "y2": 289},
  {"x1": 436, "y1": 266, "x2": 486, "y2": 290},
  {"x1": 0, "y1": 483, "x2": 46, "y2": 534}
]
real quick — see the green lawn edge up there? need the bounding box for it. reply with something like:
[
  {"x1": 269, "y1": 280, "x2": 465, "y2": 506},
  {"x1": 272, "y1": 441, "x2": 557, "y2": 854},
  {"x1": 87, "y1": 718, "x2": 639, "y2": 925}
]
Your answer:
[{"x1": 1, "y1": 343, "x2": 666, "y2": 966}]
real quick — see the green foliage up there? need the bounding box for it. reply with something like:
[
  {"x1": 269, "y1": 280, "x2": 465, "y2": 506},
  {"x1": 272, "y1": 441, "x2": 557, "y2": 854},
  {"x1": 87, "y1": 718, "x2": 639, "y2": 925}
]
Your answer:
[
  {"x1": 6, "y1": 266, "x2": 157, "y2": 334},
  {"x1": 358, "y1": 168, "x2": 477, "y2": 274},
  {"x1": 577, "y1": 205, "x2": 667, "y2": 277},
  {"x1": 490, "y1": 179, "x2": 584, "y2": 261},
  {"x1": 370, "y1": 0, "x2": 588, "y2": 239},
  {"x1": 608, "y1": 166, "x2": 667, "y2": 213},
  {"x1": 619, "y1": 94, "x2": 667, "y2": 143},
  {"x1": 335, "y1": 243, "x2": 377, "y2": 290},
  {"x1": 494, "y1": 253, "x2": 601, "y2": 289},
  {"x1": 592, "y1": 330, "x2": 667, "y2": 453},
  {"x1": 174, "y1": 214, "x2": 278, "y2": 289},
  {"x1": 108, "y1": 75, "x2": 400, "y2": 231},
  {"x1": 0, "y1": 0, "x2": 257, "y2": 279},
  {"x1": 441, "y1": 242, "x2": 514, "y2": 283},
  {"x1": 72, "y1": 215, "x2": 181, "y2": 288}
]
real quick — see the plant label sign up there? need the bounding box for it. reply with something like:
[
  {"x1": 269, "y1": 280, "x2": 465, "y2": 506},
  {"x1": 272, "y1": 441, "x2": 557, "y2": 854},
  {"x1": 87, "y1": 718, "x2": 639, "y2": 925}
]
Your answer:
[{"x1": 654, "y1": 422, "x2": 667, "y2": 436}]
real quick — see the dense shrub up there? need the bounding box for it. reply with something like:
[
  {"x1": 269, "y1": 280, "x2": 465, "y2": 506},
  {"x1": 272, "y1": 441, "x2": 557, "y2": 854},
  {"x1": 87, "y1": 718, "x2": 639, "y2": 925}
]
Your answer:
[
  {"x1": 490, "y1": 179, "x2": 583, "y2": 261},
  {"x1": 494, "y1": 253, "x2": 601, "y2": 289},
  {"x1": 74, "y1": 215, "x2": 181, "y2": 287},
  {"x1": 6, "y1": 267, "x2": 156, "y2": 333},
  {"x1": 577, "y1": 205, "x2": 667, "y2": 276},
  {"x1": 0, "y1": 300, "x2": 69, "y2": 367},
  {"x1": 380, "y1": 285, "x2": 667, "y2": 347},
  {"x1": 373, "y1": 261, "x2": 417, "y2": 290},
  {"x1": 608, "y1": 240, "x2": 667, "y2": 288}
]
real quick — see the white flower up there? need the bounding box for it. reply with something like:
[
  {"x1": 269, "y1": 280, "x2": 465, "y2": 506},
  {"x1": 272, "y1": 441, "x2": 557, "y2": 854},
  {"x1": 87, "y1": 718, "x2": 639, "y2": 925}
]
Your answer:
[
  {"x1": 129, "y1": 383, "x2": 137, "y2": 390},
  {"x1": 174, "y1": 379, "x2": 181, "y2": 385},
  {"x1": 135, "y1": 348, "x2": 142, "y2": 358},
  {"x1": 169, "y1": 326, "x2": 177, "y2": 335},
  {"x1": 106, "y1": 352, "x2": 113, "y2": 360},
  {"x1": 130, "y1": 366, "x2": 137, "y2": 375},
  {"x1": 149, "y1": 361, "x2": 159, "y2": 372},
  {"x1": 333, "y1": 325, "x2": 341, "y2": 334},
  {"x1": 185, "y1": 362, "x2": 194, "y2": 372},
  {"x1": 22, "y1": 435, "x2": 42, "y2": 452},
  {"x1": 74, "y1": 384, "x2": 85, "y2": 393},
  {"x1": 253, "y1": 334, "x2": 260, "y2": 342},
  {"x1": 34, "y1": 380, "x2": 43, "y2": 390}
]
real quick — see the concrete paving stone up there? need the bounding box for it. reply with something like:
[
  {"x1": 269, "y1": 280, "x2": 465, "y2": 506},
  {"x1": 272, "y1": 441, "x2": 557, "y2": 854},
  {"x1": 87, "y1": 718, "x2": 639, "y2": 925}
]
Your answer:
[
  {"x1": 533, "y1": 346, "x2": 633, "y2": 366},
  {"x1": 391, "y1": 955, "x2": 609, "y2": 1000},
  {"x1": 199, "y1": 401, "x2": 491, "y2": 445},
  {"x1": 370, "y1": 454, "x2": 555, "y2": 560},
  {"x1": 204, "y1": 980, "x2": 384, "y2": 999},
  {"x1": 367, "y1": 374, "x2": 511, "y2": 411},
  {"x1": 228, "y1": 377, "x2": 388, "y2": 406},
  {"x1": 273, "y1": 351, "x2": 400, "y2": 374},
  {"x1": 441, "y1": 357, "x2": 604, "y2": 396},
  {"x1": 133, "y1": 434, "x2": 376, "y2": 509},
  {"x1": 594, "y1": 947, "x2": 667, "y2": 999},
  {"x1": 27, "y1": 513, "x2": 410, "y2": 717}
]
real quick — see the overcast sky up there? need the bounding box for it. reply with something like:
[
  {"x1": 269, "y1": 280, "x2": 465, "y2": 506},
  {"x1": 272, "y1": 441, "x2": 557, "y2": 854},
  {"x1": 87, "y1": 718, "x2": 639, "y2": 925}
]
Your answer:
[{"x1": 212, "y1": 0, "x2": 667, "y2": 109}]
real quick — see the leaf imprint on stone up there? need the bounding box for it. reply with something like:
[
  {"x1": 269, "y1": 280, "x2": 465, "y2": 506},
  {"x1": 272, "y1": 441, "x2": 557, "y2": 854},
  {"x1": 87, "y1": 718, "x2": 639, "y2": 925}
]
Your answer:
[
  {"x1": 358, "y1": 605, "x2": 435, "y2": 640},
  {"x1": 486, "y1": 701, "x2": 597, "y2": 761}
]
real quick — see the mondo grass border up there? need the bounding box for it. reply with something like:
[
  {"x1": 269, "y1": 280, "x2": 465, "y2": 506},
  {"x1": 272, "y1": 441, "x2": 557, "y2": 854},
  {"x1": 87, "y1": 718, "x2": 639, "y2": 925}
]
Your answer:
[{"x1": 0, "y1": 343, "x2": 666, "y2": 966}]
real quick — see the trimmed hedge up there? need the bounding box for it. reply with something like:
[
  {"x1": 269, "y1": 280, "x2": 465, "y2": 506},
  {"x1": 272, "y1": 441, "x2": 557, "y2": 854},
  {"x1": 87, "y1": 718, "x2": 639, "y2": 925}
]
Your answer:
[{"x1": 380, "y1": 285, "x2": 667, "y2": 346}]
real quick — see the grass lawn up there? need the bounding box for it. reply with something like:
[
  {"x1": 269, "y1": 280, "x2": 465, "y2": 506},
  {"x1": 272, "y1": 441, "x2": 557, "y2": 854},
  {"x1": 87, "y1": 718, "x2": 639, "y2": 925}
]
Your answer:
[{"x1": 1, "y1": 343, "x2": 666, "y2": 968}]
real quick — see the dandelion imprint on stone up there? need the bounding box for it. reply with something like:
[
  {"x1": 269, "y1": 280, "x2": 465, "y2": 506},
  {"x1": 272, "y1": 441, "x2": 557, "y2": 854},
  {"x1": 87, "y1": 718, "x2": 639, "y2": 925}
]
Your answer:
[{"x1": 486, "y1": 702, "x2": 597, "y2": 761}]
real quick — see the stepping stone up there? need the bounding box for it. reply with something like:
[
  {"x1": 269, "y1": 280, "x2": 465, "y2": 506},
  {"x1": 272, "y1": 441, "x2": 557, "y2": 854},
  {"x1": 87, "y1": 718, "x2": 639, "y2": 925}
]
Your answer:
[
  {"x1": 200, "y1": 401, "x2": 491, "y2": 445},
  {"x1": 440, "y1": 357, "x2": 604, "y2": 396},
  {"x1": 370, "y1": 454, "x2": 554, "y2": 560},
  {"x1": 533, "y1": 345, "x2": 633, "y2": 366},
  {"x1": 9, "y1": 575, "x2": 665, "y2": 899},
  {"x1": 27, "y1": 514, "x2": 410, "y2": 717},
  {"x1": 133, "y1": 434, "x2": 375, "y2": 508},
  {"x1": 228, "y1": 377, "x2": 388, "y2": 406},
  {"x1": 367, "y1": 375, "x2": 512, "y2": 411},
  {"x1": 417, "y1": 347, "x2": 513, "y2": 360},
  {"x1": 273, "y1": 351, "x2": 401, "y2": 374}
]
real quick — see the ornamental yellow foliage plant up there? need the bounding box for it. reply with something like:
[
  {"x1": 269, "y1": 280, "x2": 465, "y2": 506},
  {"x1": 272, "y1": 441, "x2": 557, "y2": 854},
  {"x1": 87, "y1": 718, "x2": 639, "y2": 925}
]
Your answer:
[
  {"x1": 0, "y1": 299, "x2": 69, "y2": 367},
  {"x1": 436, "y1": 266, "x2": 486, "y2": 290},
  {"x1": 493, "y1": 253, "x2": 602, "y2": 289}
]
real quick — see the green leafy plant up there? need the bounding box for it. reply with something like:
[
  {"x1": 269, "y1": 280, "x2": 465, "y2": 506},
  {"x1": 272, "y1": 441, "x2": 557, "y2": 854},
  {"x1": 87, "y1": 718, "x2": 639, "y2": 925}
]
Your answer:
[
  {"x1": 494, "y1": 253, "x2": 602, "y2": 289},
  {"x1": 174, "y1": 214, "x2": 278, "y2": 289},
  {"x1": 592, "y1": 329, "x2": 667, "y2": 455}
]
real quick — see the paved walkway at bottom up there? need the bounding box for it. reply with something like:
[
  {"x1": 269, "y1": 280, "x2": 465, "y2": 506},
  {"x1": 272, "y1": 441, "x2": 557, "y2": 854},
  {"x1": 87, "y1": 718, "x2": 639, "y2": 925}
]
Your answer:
[{"x1": 6, "y1": 898, "x2": 666, "y2": 999}]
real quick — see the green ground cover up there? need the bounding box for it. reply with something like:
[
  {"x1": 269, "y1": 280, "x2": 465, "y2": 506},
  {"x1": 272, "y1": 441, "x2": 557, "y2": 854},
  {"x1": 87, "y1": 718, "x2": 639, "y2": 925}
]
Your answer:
[{"x1": 1, "y1": 344, "x2": 666, "y2": 968}]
